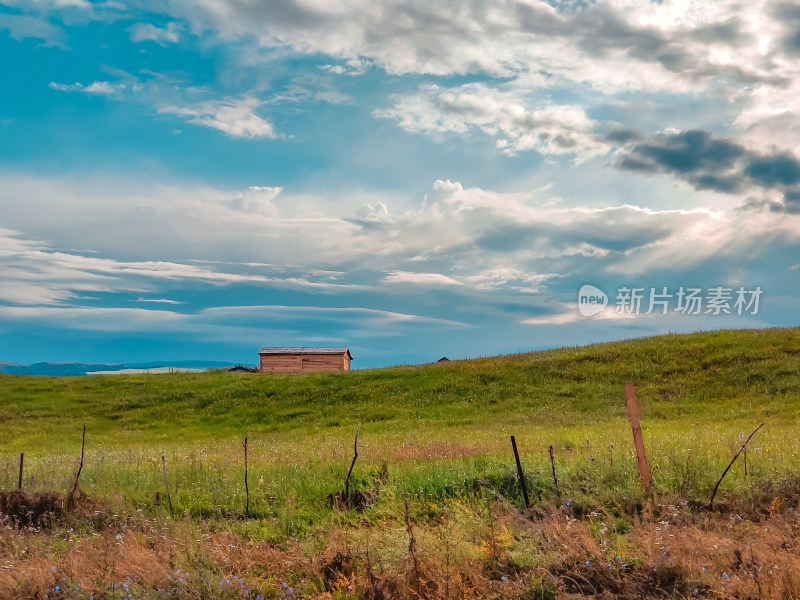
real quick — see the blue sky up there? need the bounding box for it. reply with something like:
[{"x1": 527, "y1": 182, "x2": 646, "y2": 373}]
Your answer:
[{"x1": 1, "y1": 0, "x2": 799, "y2": 368}]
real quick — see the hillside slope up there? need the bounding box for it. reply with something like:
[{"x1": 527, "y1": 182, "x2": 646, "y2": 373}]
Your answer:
[
  {"x1": 1, "y1": 327, "x2": 798, "y2": 454},
  {"x1": 2, "y1": 328, "x2": 800, "y2": 600}
]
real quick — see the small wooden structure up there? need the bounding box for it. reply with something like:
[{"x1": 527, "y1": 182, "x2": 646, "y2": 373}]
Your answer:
[{"x1": 258, "y1": 347, "x2": 353, "y2": 374}]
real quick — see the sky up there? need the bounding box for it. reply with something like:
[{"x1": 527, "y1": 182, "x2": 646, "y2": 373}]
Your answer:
[{"x1": 1, "y1": 0, "x2": 799, "y2": 368}]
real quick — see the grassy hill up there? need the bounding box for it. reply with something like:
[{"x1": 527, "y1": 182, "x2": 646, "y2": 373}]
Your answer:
[
  {"x1": 1, "y1": 326, "x2": 799, "y2": 506},
  {"x1": 2, "y1": 327, "x2": 799, "y2": 451},
  {"x1": 2, "y1": 327, "x2": 800, "y2": 599}
]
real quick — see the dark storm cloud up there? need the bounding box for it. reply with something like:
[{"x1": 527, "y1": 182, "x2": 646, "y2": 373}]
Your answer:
[
  {"x1": 744, "y1": 153, "x2": 800, "y2": 187},
  {"x1": 616, "y1": 130, "x2": 800, "y2": 211}
]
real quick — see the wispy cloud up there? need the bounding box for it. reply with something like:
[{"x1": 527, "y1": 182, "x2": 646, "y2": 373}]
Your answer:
[
  {"x1": 48, "y1": 70, "x2": 277, "y2": 140},
  {"x1": 128, "y1": 22, "x2": 181, "y2": 45},
  {"x1": 158, "y1": 97, "x2": 277, "y2": 140},
  {"x1": 381, "y1": 271, "x2": 462, "y2": 286},
  {"x1": 0, "y1": 13, "x2": 65, "y2": 46},
  {"x1": 49, "y1": 80, "x2": 131, "y2": 94},
  {"x1": 134, "y1": 298, "x2": 183, "y2": 304}
]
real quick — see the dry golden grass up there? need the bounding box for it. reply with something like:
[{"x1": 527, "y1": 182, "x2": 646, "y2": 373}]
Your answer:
[{"x1": 4, "y1": 485, "x2": 800, "y2": 599}]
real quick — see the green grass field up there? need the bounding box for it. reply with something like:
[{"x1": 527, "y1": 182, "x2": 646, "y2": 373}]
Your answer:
[
  {"x1": 2, "y1": 327, "x2": 799, "y2": 517},
  {"x1": 2, "y1": 327, "x2": 800, "y2": 599}
]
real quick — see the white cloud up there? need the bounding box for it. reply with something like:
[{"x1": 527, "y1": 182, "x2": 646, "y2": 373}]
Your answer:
[
  {"x1": 135, "y1": 298, "x2": 183, "y2": 304},
  {"x1": 0, "y1": 305, "x2": 185, "y2": 331},
  {"x1": 375, "y1": 82, "x2": 608, "y2": 159},
  {"x1": 465, "y1": 268, "x2": 560, "y2": 294},
  {"x1": 2, "y1": 173, "x2": 799, "y2": 309},
  {"x1": 382, "y1": 271, "x2": 462, "y2": 286},
  {"x1": 0, "y1": 303, "x2": 471, "y2": 341},
  {"x1": 49, "y1": 80, "x2": 130, "y2": 95},
  {"x1": 202, "y1": 304, "x2": 470, "y2": 327},
  {"x1": 128, "y1": 22, "x2": 181, "y2": 45},
  {"x1": 2, "y1": 0, "x2": 92, "y2": 8},
  {"x1": 160, "y1": 0, "x2": 790, "y2": 92},
  {"x1": 158, "y1": 96, "x2": 277, "y2": 139},
  {"x1": 522, "y1": 305, "x2": 638, "y2": 325},
  {"x1": 0, "y1": 225, "x2": 365, "y2": 307},
  {"x1": 143, "y1": 0, "x2": 800, "y2": 165},
  {"x1": 49, "y1": 71, "x2": 278, "y2": 140},
  {"x1": 230, "y1": 186, "x2": 282, "y2": 214},
  {"x1": 0, "y1": 13, "x2": 65, "y2": 45},
  {"x1": 320, "y1": 57, "x2": 371, "y2": 76}
]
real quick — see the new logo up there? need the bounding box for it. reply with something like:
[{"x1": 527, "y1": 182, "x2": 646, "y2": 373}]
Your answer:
[{"x1": 578, "y1": 284, "x2": 608, "y2": 317}]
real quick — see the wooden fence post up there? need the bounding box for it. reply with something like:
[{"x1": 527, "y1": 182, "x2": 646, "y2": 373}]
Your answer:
[
  {"x1": 161, "y1": 456, "x2": 174, "y2": 518},
  {"x1": 243, "y1": 436, "x2": 249, "y2": 517},
  {"x1": 17, "y1": 453, "x2": 23, "y2": 489},
  {"x1": 548, "y1": 445, "x2": 560, "y2": 497},
  {"x1": 510, "y1": 436, "x2": 530, "y2": 509},
  {"x1": 70, "y1": 425, "x2": 86, "y2": 497},
  {"x1": 345, "y1": 423, "x2": 361, "y2": 501},
  {"x1": 624, "y1": 383, "x2": 656, "y2": 513}
]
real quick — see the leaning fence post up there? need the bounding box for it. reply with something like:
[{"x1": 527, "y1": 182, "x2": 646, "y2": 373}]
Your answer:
[
  {"x1": 709, "y1": 423, "x2": 764, "y2": 510},
  {"x1": 624, "y1": 383, "x2": 656, "y2": 513},
  {"x1": 161, "y1": 456, "x2": 174, "y2": 518},
  {"x1": 510, "y1": 436, "x2": 530, "y2": 509},
  {"x1": 18, "y1": 453, "x2": 23, "y2": 489},
  {"x1": 548, "y1": 445, "x2": 560, "y2": 497}
]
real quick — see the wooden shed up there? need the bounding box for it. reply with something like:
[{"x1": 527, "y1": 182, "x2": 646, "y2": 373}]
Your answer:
[{"x1": 258, "y1": 347, "x2": 353, "y2": 374}]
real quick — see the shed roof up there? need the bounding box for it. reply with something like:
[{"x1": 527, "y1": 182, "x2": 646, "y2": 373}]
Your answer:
[{"x1": 259, "y1": 347, "x2": 353, "y2": 359}]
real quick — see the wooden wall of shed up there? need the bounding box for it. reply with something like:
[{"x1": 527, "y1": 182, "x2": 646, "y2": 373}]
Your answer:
[{"x1": 259, "y1": 353, "x2": 349, "y2": 373}]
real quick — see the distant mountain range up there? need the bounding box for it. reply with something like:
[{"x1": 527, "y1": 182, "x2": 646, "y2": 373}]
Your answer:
[{"x1": 0, "y1": 360, "x2": 241, "y2": 376}]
